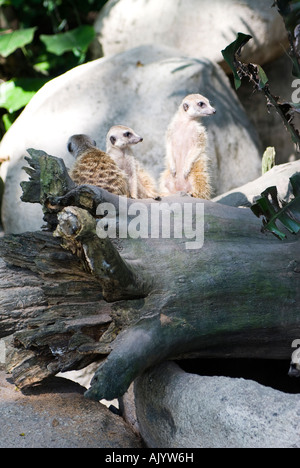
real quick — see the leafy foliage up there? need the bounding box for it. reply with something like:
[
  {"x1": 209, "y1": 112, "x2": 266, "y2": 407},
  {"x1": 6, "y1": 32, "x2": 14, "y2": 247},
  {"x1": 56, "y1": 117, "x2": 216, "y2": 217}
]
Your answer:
[
  {"x1": 261, "y1": 147, "x2": 276, "y2": 175},
  {"x1": 221, "y1": 32, "x2": 252, "y2": 89},
  {"x1": 251, "y1": 174, "x2": 300, "y2": 240},
  {"x1": 40, "y1": 25, "x2": 95, "y2": 58},
  {"x1": 0, "y1": 27, "x2": 37, "y2": 57},
  {"x1": 221, "y1": 32, "x2": 300, "y2": 149},
  {"x1": 0, "y1": 0, "x2": 108, "y2": 135},
  {"x1": 0, "y1": 77, "x2": 48, "y2": 112}
]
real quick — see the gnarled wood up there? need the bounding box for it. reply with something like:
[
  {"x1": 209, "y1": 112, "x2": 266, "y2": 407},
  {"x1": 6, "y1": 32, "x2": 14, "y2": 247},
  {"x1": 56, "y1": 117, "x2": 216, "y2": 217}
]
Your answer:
[{"x1": 0, "y1": 150, "x2": 299, "y2": 399}]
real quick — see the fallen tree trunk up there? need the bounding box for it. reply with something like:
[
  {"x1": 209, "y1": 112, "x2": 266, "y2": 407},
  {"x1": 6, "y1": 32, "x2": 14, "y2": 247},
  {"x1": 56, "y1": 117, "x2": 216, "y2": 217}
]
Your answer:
[{"x1": 0, "y1": 150, "x2": 299, "y2": 400}]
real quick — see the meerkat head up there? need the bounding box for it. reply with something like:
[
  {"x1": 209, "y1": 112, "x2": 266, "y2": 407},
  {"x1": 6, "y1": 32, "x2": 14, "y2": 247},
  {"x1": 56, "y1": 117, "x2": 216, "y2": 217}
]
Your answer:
[
  {"x1": 106, "y1": 125, "x2": 143, "y2": 151},
  {"x1": 181, "y1": 94, "x2": 216, "y2": 119},
  {"x1": 67, "y1": 134, "x2": 97, "y2": 159}
]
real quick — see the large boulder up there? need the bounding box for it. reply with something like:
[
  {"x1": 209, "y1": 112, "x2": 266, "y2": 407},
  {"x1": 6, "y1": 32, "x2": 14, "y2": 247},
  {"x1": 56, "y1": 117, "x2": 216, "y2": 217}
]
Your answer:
[
  {"x1": 95, "y1": 0, "x2": 287, "y2": 67},
  {"x1": 0, "y1": 45, "x2": 262, "y2": 233},
  {"x1": 0, "y1": 370, "x2": 142, "y2": 448},
  {"x1": 135, "y1": 361, "x2": 300, "y2": 448}
]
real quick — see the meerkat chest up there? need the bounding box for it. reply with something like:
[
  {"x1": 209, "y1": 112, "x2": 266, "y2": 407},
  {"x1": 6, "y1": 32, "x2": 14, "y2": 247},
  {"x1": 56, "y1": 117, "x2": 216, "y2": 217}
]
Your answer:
[
  {"x1": 171, "y1": 121, "x2": 197, "y2": 166},
  {"x1": 116, "y1": 155, "x2": 137, "y2": 179}
]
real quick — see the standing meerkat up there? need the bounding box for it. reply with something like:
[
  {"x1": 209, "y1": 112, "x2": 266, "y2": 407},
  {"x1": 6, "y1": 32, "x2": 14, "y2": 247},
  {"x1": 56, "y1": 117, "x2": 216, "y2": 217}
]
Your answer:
[
  {"x1": 106, "y1": 125, "x2": 158, "y2": 199},
  {"x1": 68, "y1": 134, "x2": 130, "y2": 196},
  {"x1": 160, "y1": 93, "x2": 216, "y2": 199}
]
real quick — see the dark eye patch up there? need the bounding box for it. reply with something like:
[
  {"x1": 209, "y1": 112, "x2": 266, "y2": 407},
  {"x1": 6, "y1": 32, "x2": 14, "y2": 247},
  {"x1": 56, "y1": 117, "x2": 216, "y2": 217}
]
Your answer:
[
  {"x1": 124, "y1": 132, "x2": 132, "y2": 138},
  {"x1": 198, "y1": 101, "x2": 206, "y2": 108}
]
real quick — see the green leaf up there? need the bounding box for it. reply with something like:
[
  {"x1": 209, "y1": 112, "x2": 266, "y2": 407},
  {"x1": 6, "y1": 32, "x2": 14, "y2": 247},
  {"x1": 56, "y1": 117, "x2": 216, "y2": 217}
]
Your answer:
[
  {"x1": 0, "y1": 27, "x2": 37, "y2": 57},
  {"x1": 221, "y1": 32, "x2": 252, "y2": 89},
  {"x1": 251, "y1": 174, "x2": 300, "y2": 239},
  {"x1": 40, "y1": 25, "x2": 95, "y2": 56},
  {"x1": 257, "y1": 65, "x2": 269, "y2": 89},
  {"x1": 0, "y1": 78, "x2": 48, "y2": 113},
  {"x1": 2, "y1": 112, "x2": 16, "y2": 131},
  {"x1": 262, "y1": 147, "x2": 276, "y2": 175}
]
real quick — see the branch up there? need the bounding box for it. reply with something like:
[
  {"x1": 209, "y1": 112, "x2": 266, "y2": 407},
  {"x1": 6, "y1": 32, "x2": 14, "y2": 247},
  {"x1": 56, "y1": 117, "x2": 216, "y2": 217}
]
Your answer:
[
  {"x1": 53, "y1": 206, "x2": 150, "y2": 302},
  {"x1": 21, "y1": 148, "x2": 76, "y2": 229},
  {"x1": 222, "y1": 33, "x2": 300, "y2": 149}
]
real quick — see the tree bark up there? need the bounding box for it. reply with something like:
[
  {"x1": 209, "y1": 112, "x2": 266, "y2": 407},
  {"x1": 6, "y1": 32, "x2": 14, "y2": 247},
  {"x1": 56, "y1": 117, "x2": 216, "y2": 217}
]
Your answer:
[{"x1": 0, "y1": 151, "x2": 299, "y2": 400}]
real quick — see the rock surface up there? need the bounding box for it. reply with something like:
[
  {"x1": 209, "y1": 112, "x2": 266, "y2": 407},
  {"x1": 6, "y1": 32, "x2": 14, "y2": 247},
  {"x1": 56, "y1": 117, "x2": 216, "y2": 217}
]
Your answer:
[
  {"x1": 0, "y1": 45, "x2": 262, "y2": 233},
  {"x1": 0, "y1": 370, "x2": 142, "y2": 448},
  {"x1": 213, "y1": 160, "x2": 300, "y2": 207},
  {"x1": 95, "y1": 0, "x2": 287, "y2": 67},
  {"x1": 134, "y1": 361, "x2": 300, "y2": 448}
]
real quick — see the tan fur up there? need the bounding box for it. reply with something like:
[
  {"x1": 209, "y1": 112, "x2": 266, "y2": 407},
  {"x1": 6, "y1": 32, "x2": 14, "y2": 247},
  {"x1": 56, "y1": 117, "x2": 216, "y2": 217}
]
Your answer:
[
  {"x1": 106, "y1": 125, "x2": 158, "y2": 199},
  {"x1": 68, "y1": 134, "x2": 130, "y2": 196},
  {"x1": 0, "y1": 155, "x2": 9, "y2": 164},
  {"x1": 160, "y1": 93, "x2": 216, "y2": 199}
]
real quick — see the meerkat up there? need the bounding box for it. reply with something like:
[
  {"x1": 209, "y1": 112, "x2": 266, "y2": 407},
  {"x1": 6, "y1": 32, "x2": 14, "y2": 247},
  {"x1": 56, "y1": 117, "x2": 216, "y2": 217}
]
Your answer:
[
  {"x1": 160, "y1": 93, "x2": 216, "y2": 199},
  {"x1": 106, "y1": 125, "x2": 158, "y2": 199},
  {"x1": 68, "y1": 134, "x2": 130, "y2": 196}
]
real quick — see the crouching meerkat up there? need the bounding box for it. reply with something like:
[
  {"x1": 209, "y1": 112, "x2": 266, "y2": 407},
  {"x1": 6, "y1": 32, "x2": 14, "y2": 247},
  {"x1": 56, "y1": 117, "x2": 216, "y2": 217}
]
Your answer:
[
  {"x1": 68, "y1": 134, "x2": 130, "y2": 196},
  {"x1": 160, "y1": 93, "x2": 216, "y2": 199},
  {"x1": 106, "y1": 125, "x2": 158, "y2": 199}
]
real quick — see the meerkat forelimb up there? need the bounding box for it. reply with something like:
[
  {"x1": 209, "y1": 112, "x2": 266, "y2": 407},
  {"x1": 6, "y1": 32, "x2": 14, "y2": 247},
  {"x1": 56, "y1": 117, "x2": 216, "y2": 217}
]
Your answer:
[
  {"x1": 160, "y1": 93, "x2": 216, "y2": 199},
  {"x1": 68, "y1": 133, "x2": 130, "y2": 196},
  {"x1": 106, "y1": 125, "x2": 158, "y2": 199}
]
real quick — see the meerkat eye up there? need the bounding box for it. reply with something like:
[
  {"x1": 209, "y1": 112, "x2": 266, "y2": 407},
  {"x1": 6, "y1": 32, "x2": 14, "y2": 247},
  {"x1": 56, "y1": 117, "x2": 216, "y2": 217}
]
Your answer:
[
  {"x1": 124, "y1": 132, "x2": 132, "y2": 138},
  {"x1": 110, "y1": 136, "x2": 116, "y2": 145},
  {"x1": 198, "y1": 101, "x2": 206, "y2": 108}
]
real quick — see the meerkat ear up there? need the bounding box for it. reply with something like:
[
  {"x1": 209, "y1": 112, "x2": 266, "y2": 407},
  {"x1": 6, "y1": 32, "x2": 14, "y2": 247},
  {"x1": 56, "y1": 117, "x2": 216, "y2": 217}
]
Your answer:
[
  {"x1": 67, "y1": 142, "x2": 73, "y2": 153},
  {"x1": 110, "y1": 136, "x2": 116, "y2": 145},
  {"x1": 183, "y1": 102, "x2": 189, "y2": 112}
]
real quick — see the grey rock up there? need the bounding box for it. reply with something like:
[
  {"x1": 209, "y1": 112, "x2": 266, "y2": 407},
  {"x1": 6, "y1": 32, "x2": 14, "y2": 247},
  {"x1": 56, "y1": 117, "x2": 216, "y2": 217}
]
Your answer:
[
  {"x1": 135, "y1": 361, "x2": 300, "y2": 448},
  {"x1": 95, "y1": 0, "x2": 287, "y2": 67},
  {"x1": 213, "y1": 160, "x2": 300, "y2": 207},
  {"x1": 0, "y1": 371, "x2": 142, "y2": 448},
  {"x1": 0, "y1": 45, "x2": 261, "y2": 233}
]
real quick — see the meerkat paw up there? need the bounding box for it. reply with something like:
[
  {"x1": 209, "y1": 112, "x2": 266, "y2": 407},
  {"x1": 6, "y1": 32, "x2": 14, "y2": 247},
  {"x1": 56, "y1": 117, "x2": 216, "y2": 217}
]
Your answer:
[{"x1": 178, "y1": 191, "x2": 192, "y2": 197}]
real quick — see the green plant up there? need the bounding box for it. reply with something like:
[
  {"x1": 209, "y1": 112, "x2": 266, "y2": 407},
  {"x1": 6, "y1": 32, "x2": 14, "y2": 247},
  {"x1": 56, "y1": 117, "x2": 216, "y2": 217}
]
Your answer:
[
  {"x1": 221, "y1": 32, "x2": 300, "y2": 149},
  {"x1": 221, "y1": 1, "x2": 300, "y2": 239},
  {"x1": 261, "y1": 147, "x2": 276, "y2": 175},
  {"x1": 0, "y1": 0, "x2": 108, "y2": 136},
  {"x1": 251, "y1": 173, "x2": 300, "y2": 239}
]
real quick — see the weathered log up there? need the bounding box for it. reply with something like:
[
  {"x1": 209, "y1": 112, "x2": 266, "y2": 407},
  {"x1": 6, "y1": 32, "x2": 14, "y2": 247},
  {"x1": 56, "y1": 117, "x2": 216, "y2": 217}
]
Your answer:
[
  {"x1": 0, "y1": 231, "x2": 115, "y2": 388},
  {"x1": 0, "y1": 150, "x2": 299, "y2": 400}
]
